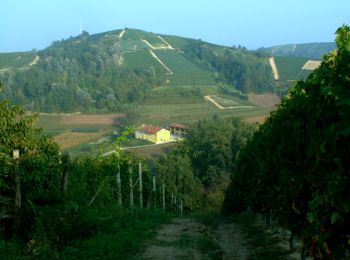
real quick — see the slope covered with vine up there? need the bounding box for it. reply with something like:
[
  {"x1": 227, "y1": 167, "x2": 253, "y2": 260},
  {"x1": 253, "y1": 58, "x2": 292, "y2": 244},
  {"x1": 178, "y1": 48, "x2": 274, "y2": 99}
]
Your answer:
[{"x1": 223, "y1": 25, "x2": 350, "y2": 258}]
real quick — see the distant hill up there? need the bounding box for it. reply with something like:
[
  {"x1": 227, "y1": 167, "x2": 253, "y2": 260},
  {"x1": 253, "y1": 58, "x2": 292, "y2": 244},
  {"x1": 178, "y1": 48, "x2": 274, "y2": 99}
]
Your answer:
[
  {"x1": 259, "y1": 42, "x2": 336, "y2": 59},
  {"x1": 0, "y1": 28, "x2": 275, "y2": 112},
  {"x1": 0, "y1": 51, "x2": 37, "y2": 71}
]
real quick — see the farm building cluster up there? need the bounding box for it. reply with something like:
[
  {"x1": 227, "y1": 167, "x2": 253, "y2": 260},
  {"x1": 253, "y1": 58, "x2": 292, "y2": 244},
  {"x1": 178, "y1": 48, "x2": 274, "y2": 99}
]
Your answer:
[{"x1": 135, "y1": 123, "x2": 189, "y2": 144}]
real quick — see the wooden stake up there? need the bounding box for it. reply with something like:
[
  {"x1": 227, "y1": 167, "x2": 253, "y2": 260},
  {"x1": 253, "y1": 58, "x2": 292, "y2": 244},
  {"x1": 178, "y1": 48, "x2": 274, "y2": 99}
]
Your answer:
[
  {"x1": 13, "y1": 150, "x2": 21, "y2": 233},
  {"x1": 14, "y1": 160, "x2": 21, "y2": 219},
  {"x1": 139, "y1": 163, "x2": 143, "y2": 209},
  {"x1": 153, "y1": 175, "x2": 156, "y2": 209},
  {"x1": 129, "y1": 164, "x2": 133, "y2": 207},
  {"x1": 180, "y1": 199, "x2": 183, "y2": 216},
  {"x1": 117, "y1": 163, "x2": 122, "y2": 206},
  {"x1": 61, "y1": 170, "x2": 68, "y2": 194},
  {"x1": 162, "y1": 183, "x2": 165, "y2": 212},
  {"x1": 171, "y1": 193, "x2": 174, "y2": 211}
]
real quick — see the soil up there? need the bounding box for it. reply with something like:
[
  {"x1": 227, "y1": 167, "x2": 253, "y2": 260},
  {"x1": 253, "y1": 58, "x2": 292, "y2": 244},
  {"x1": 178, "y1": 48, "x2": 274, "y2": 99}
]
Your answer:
[
  {"x1": 215, "y1": 221, "x2": 250, "y2": 259},
  {"x1": 269, "y1": 57, "x2": 280, "y2": 80},
  {"x1": 248, "y1": 93, "x2": 280, "y2": 109},
  {"x1": 143, "y1": 218, "x2": 250, "y2": 260},
  {"x1": 60, "y1": 114, "x2": 124, "y2": 125}
]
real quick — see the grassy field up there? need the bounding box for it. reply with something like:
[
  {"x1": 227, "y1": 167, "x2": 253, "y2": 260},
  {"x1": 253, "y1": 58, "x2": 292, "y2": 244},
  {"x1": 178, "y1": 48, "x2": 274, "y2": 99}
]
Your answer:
[
  {"x1": 53, "y1": 130, "x2": 111, "y2": 150},
  {"x1": 36, "y1": 114, "x2": 122, "y2": 154}
]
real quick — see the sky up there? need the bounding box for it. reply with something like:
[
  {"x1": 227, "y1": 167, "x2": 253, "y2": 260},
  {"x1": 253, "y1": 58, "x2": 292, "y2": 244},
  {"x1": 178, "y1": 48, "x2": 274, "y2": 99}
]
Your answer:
[{"x1": 1, "y1": 0, "x2": 350, "y2": 52}]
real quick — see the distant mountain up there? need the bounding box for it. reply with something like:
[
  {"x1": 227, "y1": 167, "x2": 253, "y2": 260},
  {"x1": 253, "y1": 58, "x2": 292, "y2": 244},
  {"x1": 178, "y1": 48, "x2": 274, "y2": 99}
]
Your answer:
[
  {"x1": 259, "y1": 42, "x2": 336, "y2": 60},
  {"x1": 0, "y1": 28, "x2": 275, "y2": 112}
]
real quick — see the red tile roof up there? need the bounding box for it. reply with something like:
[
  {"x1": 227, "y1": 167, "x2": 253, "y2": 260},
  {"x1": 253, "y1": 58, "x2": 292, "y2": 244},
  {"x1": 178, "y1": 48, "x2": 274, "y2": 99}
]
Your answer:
[
  {"x1": 139, "y1": 125, "x2": 163, "y2": 134},
  {"x1": 170, "y1": 123, "x2": 189, "y2": 129}
]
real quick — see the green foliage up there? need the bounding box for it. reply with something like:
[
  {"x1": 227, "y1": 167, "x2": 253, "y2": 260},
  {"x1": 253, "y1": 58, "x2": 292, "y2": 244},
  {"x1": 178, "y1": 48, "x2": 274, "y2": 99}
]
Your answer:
[
  {"x1": 0, "y1": 95, "x2": 171, "y2": 258},
  {"x1": 60, "y1": 208, "x2": 169, "y2": 259},
  {"x1": 0, "y1": 98, "x2": 61, "y2": 239},
  {"x1": 156, "y1": 153, "x2": 203, "y2": 210},
  {"x1": 274, "y1": 56, "x2": 310, "y2": 81},
  {"x1": 217, "y1": 84, "x2": 248, "y2": 100},
  {"x1": 223, "y1": 25, "x2": 350, "y2": 258},
  {"x1": 183, "y1": 43, "x2": 276, "y2": 93},
  {"x1": 156, "y1": 116, "x2": 253, "y2": 211},
  {"x1": 0, "y1": 51, "x2": 36, "y2": 70}
]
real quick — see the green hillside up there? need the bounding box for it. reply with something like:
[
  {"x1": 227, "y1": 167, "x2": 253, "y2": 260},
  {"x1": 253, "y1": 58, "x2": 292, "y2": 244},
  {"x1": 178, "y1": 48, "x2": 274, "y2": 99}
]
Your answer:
[
  {"x1": 0, "y1": 51, "x2": 37, "y2": 70},
  {"x1": 0, "y1": 28, "x2": 275, "y2": 112},
  {"x1": 260, "y1": 42, "x2": 336, "y2": 59},
  {"x1": 274, "y1": 56, "x2": 310, "y2": 81},
  {"x1": 153, "y1": 49, "x2": 215, "y2": 86}
]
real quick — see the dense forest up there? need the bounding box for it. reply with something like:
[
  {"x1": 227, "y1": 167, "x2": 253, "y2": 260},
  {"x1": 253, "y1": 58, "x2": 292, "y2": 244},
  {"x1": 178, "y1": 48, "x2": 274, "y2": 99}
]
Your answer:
[
  {"x1": 183, "y1": 43, "x2": 275, "y2": 93},
  {"x1": 0, "y1": 29, "x2": 275, "y2": 112}
]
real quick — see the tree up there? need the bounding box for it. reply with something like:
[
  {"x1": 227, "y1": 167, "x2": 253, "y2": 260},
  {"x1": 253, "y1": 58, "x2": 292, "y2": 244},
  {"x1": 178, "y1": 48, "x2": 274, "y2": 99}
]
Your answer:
[{"x1": 0, "y1": 86, "x2": 61, "y2": 237}]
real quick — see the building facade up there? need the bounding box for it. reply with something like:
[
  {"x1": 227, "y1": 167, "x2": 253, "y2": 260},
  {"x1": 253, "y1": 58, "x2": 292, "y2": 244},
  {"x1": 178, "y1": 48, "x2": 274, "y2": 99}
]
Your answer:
[{"x1": 135, "y1": 125, "x2": 171, "y2": 143}]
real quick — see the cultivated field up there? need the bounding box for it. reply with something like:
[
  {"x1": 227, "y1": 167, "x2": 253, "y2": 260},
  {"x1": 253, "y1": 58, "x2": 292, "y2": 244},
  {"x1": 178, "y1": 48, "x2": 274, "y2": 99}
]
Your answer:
[
  {"x1": 302, "y1": 60, "x2": 322, "y2": 70},
  {"x1": 54, "y1": 130, "x2": 110, "y2": 150},
  {"x1": 274, "y1": 56, "x2": 310, "y2": 81},
  {"x1": 37, "y1": 93, "x2": 278, "y2": 154},
  {"x1": 60, "y1": 114, "x2": 124, "y2": 125},
  {"x1": 248, "y1": 93, "x2": 280, "y2": 109}
]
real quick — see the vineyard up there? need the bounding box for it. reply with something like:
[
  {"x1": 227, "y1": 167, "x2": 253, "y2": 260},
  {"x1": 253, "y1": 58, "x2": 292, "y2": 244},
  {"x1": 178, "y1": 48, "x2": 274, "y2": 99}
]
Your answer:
[
  {"x1": 274, "y1": 56, "x2": 309, "y2": 81},
  {"x1": 0, "y1": 25, "x2": 349, "y2": 259},
  {"x1": 223, "y1": 25, "x2": 350, "y2": 258}
]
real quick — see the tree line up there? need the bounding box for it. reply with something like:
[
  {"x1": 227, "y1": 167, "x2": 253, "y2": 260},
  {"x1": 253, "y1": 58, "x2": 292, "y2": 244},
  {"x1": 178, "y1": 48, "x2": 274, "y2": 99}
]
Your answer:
[
  {"x1": 156, "y1": 116, "x2": 254, "y2": 211},
  {"x1": 183, "y1": 42, "x2": 276, "y2": 93}
]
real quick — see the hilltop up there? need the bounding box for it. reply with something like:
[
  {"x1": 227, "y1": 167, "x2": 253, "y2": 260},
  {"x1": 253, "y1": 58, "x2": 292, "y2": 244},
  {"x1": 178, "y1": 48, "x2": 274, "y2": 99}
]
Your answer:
[
  {"x1": 0, "y1": 28, "x2": 274, "y2": 112},
  {"x1": 259, "y1": 42, "x2": 336, "y2": 59}
]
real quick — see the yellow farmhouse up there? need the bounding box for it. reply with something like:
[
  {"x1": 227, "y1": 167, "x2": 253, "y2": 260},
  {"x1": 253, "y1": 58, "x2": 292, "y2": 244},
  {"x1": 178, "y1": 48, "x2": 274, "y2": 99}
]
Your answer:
[{"x1": 135, "y1": 125, "x2": 171, "y2": 144}]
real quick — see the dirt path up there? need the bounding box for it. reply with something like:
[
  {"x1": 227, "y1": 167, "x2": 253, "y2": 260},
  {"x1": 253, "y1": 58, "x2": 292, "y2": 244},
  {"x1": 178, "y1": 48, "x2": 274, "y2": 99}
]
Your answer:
[
  {"x1": 157, "y1": 35, "x2": 174, "y2": 50},
  {"x1": 215, "y1": 221, "x2": 249, "y2": 260},
  {"x1": 204, "y1": 95, "x2": 253, "y2": 110},
  {"x1": 143, "y1": 218, "x2": 209, "y2": 259},
  {"x1": 29, "y1": 55, "x2": 40, "y2": 66},
  {"x1": 142, "y1": 218, "x2": 250, "y2": 260},
  {"x1": 118, "y1": 29, "x2": 125, "y2": 39},
  {"x1": 269, "y1": 57, "x2": 280, "y2": 80},
  {"x1": 205, "y1": 95, "x2": 225, "y2": 109},
  {"x1": 148, "y1": 49, "x2": 174, "y2": 74}
]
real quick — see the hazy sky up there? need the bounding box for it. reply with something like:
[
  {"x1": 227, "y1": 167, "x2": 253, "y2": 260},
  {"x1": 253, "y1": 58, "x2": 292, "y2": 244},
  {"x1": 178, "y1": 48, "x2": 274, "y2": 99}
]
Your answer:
[{"x1": 1, "y1": 0, "x2": 349, "y2": 52}]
